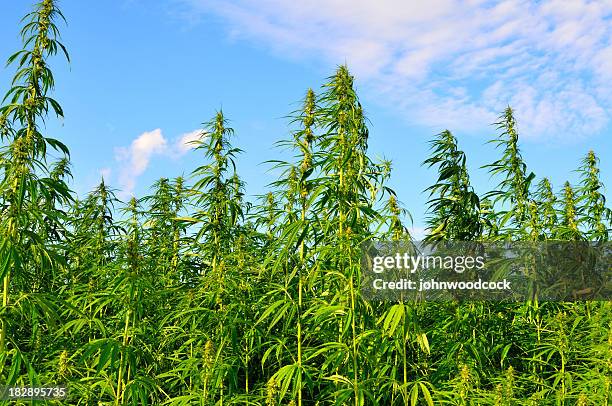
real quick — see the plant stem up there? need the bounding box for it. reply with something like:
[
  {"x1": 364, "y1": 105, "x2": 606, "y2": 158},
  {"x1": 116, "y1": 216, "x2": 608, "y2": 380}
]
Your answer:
[
  {"x1": 116, "y1": 308, "x2": 131, "y2": 405},
  {"x1": 0, "y1": 272, "x2": 9, "y2": 353}
]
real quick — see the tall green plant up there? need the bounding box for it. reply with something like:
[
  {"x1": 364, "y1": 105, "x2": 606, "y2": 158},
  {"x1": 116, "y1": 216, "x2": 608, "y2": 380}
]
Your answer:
[
  {"x1": 423, "y1": 130, "x2": 482, "y2": 241},
  {"x1": 191, "y1": 111, "x2": 244, "y2": 275},
  {"x1": 485, "y1": 107, "x2": 535, "y2": 239},
  {"x1": 577, "y1": 151, "x2": 611, "y2": 241},
  {"x1": 0, "y1": 0, "x2": 71, "y2": 383}
]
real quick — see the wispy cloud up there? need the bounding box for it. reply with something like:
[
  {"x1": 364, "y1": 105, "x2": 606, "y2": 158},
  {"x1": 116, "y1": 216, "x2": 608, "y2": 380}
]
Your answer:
[
  {"x1": 114, "y1": 128, "x2": 202, "y2": 196},
  {"x1": 174, "y1": 129, "x2": 204, "y2": 156},
  {"x1": 178, "y1": 0, "x2": 612, "y2": 140},
  {"x1": 115, "y1": 129, "x2": 168, "y2": 196}
]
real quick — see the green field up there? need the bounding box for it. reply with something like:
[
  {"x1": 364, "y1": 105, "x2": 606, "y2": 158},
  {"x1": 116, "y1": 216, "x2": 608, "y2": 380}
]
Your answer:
[{"x1": 0, "y1": 1, "x2": 610, "y2": 405}]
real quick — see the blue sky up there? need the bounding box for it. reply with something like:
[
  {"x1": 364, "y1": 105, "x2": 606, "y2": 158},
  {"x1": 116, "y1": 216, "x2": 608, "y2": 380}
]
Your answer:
[{"x1": 1, "y1": 0, "x2": 610, "y2": 236}]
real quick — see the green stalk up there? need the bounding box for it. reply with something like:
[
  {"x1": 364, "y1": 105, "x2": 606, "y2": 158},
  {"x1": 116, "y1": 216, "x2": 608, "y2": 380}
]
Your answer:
[
  {"x1": 297, "y1": 266, "x2": 303, "y2": 406},
  {"x1": 296, "y1": 87, "x2": 315, "y2": 406},
  {"x1": 349, "y1": 260, "x2": 359, "y2": 406},
  {"x1": 0, "y1": 272, "x2": 9, "y2": 353},
  {"x1": 116, "y1": 308, "x2": 131, "y2": 405},
  {"x1": 245, "y1": 342, "x2": 250, "y2": 403},
  {"x1": 297, "y1": 206, "x2": 304, "y2": 406}
]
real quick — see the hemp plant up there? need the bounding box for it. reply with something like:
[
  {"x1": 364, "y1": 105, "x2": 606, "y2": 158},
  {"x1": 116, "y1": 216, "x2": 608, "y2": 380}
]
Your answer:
[
  {"x1": 577, "y1": 151, "x2": 611, "y2": 241},
  {"x1": 0, "y1": 0, "x2": 72, "y2": 387},
  {"x1": 423, "y1": 130, "x2": 482, "y2": 241},
  {"x1": 191, "y1": 111, "x2": 244, "y2": 276},
  {"x1": 312, "y1": 65, "x2": 394, "y2": 405},
  {"x1": 485, "y1": 107, "x2": 535, "y2": 239},
  {"x1": 258, "y1": 88, "x2": 320, "y2": 405}
]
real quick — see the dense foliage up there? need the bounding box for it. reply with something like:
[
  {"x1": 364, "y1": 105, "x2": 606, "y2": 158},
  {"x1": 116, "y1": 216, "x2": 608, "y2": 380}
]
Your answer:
[{"x1": 1, "y1": 2, "x2": 610, "y2": 405}]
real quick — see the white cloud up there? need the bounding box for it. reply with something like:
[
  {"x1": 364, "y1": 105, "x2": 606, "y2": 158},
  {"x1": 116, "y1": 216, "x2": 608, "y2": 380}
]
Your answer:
[
  {"x1": 174, "y1": 129, "x2": 204, "y2": 155},
  {"x1": 115, "y1": 129, "x2": 168, "y2": 195},
  {"x1": 179, "y1": 0, "x2": 612, "y2": 140},
  {"x1": 114, "y1": 128, "x2": 202, "y2": 196}
]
